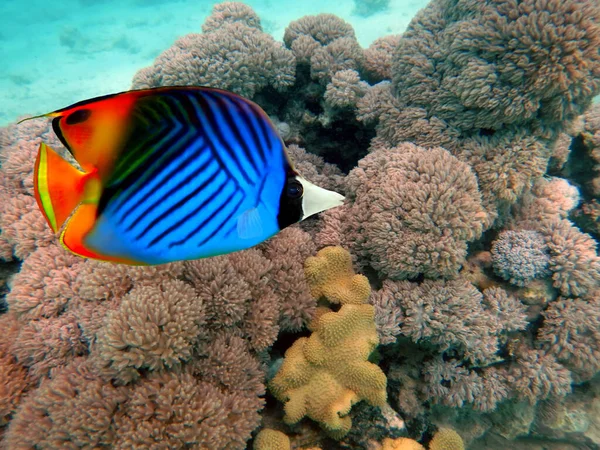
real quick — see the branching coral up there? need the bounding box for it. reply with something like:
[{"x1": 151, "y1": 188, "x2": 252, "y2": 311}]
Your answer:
[
  {"x1": 540, "y1": 218, "x2": 600, "y2": 297},
  {"x1": 270, "y1": 247, "x2": 386, "y2": 438},
  {"x1": 3, "y1": 358, "x2": 127, "y2": 449},
  {"x1": 0, "y1": 119, "x2": 63, "y2": 260},
  {"x1": 323, "y1": 69, "x2": 368, "y2": 111},
  {"x1": 376, "y1": 277, "x2": 525, "y2": 364},
  {"x1": 359, "y1": 0, "x2": 600, "y2": 216}
]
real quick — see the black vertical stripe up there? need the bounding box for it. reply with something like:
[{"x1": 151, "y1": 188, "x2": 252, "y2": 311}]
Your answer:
[
  {"x1": 168, "y1": 189, "x2": 243, "y2": 248},
  {"x1": 196, "y1": 195, "x2": 245, "y2": 247},
  {"x1": 133, "y1": 164, "x2": 223, "y2": 239},
  {"x1": 185, "y1": 94, "x2": 243, "y2": 188},
  {"x1": 149, "y1": 181, "x2": 238, "y2": 247},
  {"x1": 239, "y1": 102, "x2": 268, "y2": 166},
  {"x1": 121, "y1": 146, "x2": 211, "y2": 230},
  {"x1": 204, "y1": 91, "x2": 260, "y2": 178},
  {"x1": 193, "y1": 92, "x2": 253, "y2": 185}
]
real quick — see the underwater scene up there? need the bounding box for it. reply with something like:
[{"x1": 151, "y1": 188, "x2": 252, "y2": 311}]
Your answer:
[{"x1": 1, "y1": 0, "x2": 600, "y2": 449}]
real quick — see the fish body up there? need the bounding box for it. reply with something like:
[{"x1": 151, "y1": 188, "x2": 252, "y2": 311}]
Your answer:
[{"x1": 29, "y1": 87, "x2": 344, "y2": 265}]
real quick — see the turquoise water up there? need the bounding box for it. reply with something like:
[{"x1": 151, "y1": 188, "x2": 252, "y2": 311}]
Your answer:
[{"x1": 0, "y1": 0, "x2": 426, "y2": 126}]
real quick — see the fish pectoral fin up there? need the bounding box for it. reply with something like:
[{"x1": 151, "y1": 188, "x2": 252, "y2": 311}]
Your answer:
[
  {"x1": 237, "y1": 207, "x2": 263, "y2": 239},
  {"x1": 34, "y1": 143, "x2": 87, "y2": 232}
]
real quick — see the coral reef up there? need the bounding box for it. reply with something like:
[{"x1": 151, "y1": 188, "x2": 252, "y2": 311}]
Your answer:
[
  {"x1": 491, "y1": 230, "x2": 551, "y2": 287},
  {"x1": 2, "y1": 0, "x2": 600, "y2": 449},
  {"x1": 320, "y1": 143, "x2": 489, "y2": 280}
]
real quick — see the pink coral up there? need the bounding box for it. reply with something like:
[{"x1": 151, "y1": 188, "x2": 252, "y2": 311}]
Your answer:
[
  {"x1": 374, "y1": 278, "x2": 522, "y2": 364},
  {"x1": 94, "y1": 279, "x2": 205, "y2": 384},
  {"x1": 363, "y1": 35, "x2": 402, "y2": 82},
  {"x1": 323, "y1": 69, "x2": 368, "y2": 110},
  {"x1": 0, "y1": 120, "x2": 65, "y2": 260},
  {"x1": 5, "y1": 244, "x2": 81, "y2": 320},
  {"x1": 132, "y1": 4, "x2": 295, "y2": 99},
  {"x1": 283, "y1": 14, "x2": 363, "y2": 84},
  {"x1": 538, "y1": 294, "x2": 600, "y2": 382},
  {"x1": 391, "y1": 0, "x2": 600, "y2": 134},
  {"x1": 261, "y1": 227, "x2": 317, "y2": 332},
  {"x1": 540, "y1": 218, "x2": 600, "y2": 297},
  {"x1": 342, "y1": 143, "x2": 489, "y2": 279},
  {"x1": 201, "y1": 1, "x2": 262, "y2": 33},
  {"x1": 505, "y1": 344, "x2": 572, "y2": 403},
  {"x1": 116, "y1": 367, "x2": 262, "y2": 449},
  {"x1": 3, "y1": 358, "x2": 127, "y2": 449}
]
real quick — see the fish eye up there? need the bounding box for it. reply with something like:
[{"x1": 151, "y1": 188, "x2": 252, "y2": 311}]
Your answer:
[
  {"x1": 65, "y1": 108, "x2": 92, "y2": 125},
  {"x1": 286, "y1": 180, "x2": 303, "y2": 199}
]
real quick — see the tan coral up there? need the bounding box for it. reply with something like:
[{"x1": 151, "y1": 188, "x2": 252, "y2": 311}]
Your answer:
[
  {"x1": 270, "y1": 247, "x2": 386, "y2": 439},
  {"x1": 304, "y1": 246, "x2": 371, "y2": 305},
  {"x1": 429, "y1": 428, "x2": 465, "y2": 450},
  {"x1": 382, "y1": 437, "x2": 425, "y2": 450},
  {"x1": 253, "y1": 428, "x2": 291, "y2": 450}
]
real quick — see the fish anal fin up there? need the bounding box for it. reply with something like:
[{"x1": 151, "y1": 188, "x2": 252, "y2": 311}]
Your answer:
[
  {"x1": 60, "y1": 204, "x2": 144, "y2": 265},
  {"x1": 34, "y1": 143, "x2": 86, "y2": 232}
]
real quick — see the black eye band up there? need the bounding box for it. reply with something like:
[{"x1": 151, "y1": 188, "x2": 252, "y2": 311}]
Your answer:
[{"x1": 286, "y1": 180, "x2": 303, "y2": 199}]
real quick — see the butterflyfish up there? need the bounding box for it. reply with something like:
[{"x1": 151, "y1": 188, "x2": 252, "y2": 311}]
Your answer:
[{"x1": 22, "y1": 86, "x2": 345, "y2": 265}]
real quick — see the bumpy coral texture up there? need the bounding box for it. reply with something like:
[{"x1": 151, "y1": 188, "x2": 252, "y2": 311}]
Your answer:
[
  {"x1": 323, "y1": 69, "x2": 368, "y2": 110},
  {"x1": 358, "y1": 0, "x2": 600, "y2": 215},
  {"x1": 0, "y1": 119, "x2": 63, "y2": 260},
  {"x1": 304, "y1": 246, "x2": 371, "y2": 305},
  {"x1": 382, "y1": 437, "x2": 425, "y2": 450},
  {"x1": 132, "y1": 2, "x2": 295, "y2": 99},
  {"x1": 283, "y1": 14, "x2": 364, "y2": 83},
  {"x1": 491, "y1": 230, "x2": 551, "y2": 286},
  {"x1": 540, "y1": 218, "x2": 600, "y2": 297},
  {"x1": 538, "y1": 294, "x2": 600, "y2": 382},
  {"x1": 270, "y1": 247, "x2": 386, "y2": 439},
  {"x1": 363, "y1": 35, "x2": 402, "y2": 82},
  {"x1": 201, "y1": 2, "x2": 262, "y2": 33},
  {"x1": 373, "y1": 278, "x2": 527, "y2": 364},
  {"x1": 344, "y1": 143, "x2": 489, "y2": 279},
  {"x1": 391, "y1": 0, "x2": 600, "y2": 134},
  {"x1": 253, "y1": 429, "x2": 291, "y2": 450},
  {"x1": 429, "y1": 428, "x2": 465, "y2": 450},
  {"x1": 94, "y1": 279, "x2": 204, "y2": 384},
  {"x1": 0, "y1": 186, "x2": 317, "y2": 449}
]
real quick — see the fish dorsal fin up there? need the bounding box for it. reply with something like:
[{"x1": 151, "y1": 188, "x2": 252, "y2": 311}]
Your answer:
[{"x1": 237, "y1": 208, "x2": 263, "y2": 239}]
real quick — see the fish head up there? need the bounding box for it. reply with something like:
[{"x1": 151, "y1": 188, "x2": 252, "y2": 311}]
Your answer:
[{"x1": 277, "y1": 175, "x2": 345, "y2": 228}]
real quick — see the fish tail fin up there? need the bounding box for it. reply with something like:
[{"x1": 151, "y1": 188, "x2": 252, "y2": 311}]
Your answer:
[{"x1": 34, "y1": 142, "x2": 89, "y2": 232}]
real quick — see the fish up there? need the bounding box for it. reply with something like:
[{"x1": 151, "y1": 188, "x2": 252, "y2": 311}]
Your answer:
[{"x1": 21, "y1": 86, "x2": 345, "y2": 265}]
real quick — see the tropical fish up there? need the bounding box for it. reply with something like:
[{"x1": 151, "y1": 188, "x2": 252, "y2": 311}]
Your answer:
[{"x1": 22, "y1": 87, "x2": 344, "y2": 265}]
